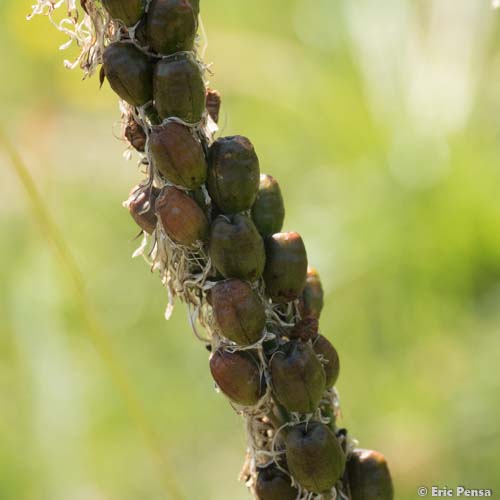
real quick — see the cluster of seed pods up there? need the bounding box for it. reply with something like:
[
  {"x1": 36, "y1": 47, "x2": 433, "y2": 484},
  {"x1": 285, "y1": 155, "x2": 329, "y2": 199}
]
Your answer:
[{"x1": 51, "y1": 0, "x2": 395, "y2": 498}]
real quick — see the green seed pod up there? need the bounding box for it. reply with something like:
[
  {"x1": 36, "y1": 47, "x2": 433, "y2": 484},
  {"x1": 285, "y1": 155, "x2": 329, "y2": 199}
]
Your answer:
[
  {"x1": 300, "y1": 267, "x2": 324, "y2": 319},
  {"x1": 101, "y1": 0, "x2": 145, "y2": 26},
  {"x1": 286, "y1": 422, "x2": 346, "y2": 494},
  {"x1": 210, "y1": 279, "x2": 265, "y2": 345},
  {"x1": 128, "y1": 186, "x2": 159, "y2": 234},
  {"x1": 255, "y1": 466, "x2": 297, "y2": 500},
  {"x1": 264, "y1": 232, "x2": 308, "y2": 303},
  {"x1": 209, "y1": 214, "x2": 266, "y2": 281},
  {"x1": 149, "y1": 122, "x2": 207, "y2": 189},
  {"x1": 348, "y1": 449, "x2": 394, "y2": 500},
  {"x1": 103, "y1": 42, "x2": 153, "y2": 107},
  {"x1": 207, "y1": 136, "x2": 260, "y2": 214},
  {"x1": 154, "y1": 53, "x2": 205, "y2": 123},
  {"x1": 270, "y1": 341, "x2": 325, "y2": 414},
  {"x1": 313, "y1": 334, "x2": 340, "y2": 388},
  {"x1": 190, "y1": 0, "x2": 200, "y2": 16},
  {"x1": 147, "y1": 0, "x2": 197, "y2": 55},
  {"x1": 155, "y1": 186, "x2": 208, "y2": 246},
  {"x1": 209, "y1": 349, "x2": 264, "y2": 406},
  {"x1": 251, "y1": 174, "x2": 285, "y2": 237}
]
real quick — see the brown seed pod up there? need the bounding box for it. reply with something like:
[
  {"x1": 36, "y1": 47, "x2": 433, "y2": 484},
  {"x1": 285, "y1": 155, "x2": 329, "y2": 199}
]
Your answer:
[
  {"x1": 263, "y1": 232, "x2": 308, "y2": 303},
  {"x1": 154, "y1": 53, "x2": 206, "y2": 123},
  {"x1": 313, "y1": 334, "x2": 340, "y2": 388},
  {"x1": 155, "y1": 186, "x2": 208, "y2": 246},
  {"x1": 255, "y1": 466, "x2": 298, "y2": 500},
  {"x1": 286, "y1": 422, "x2": 346, "y2": 494},
  {"x1": 251, "y1": 174, "x2": 285, "y2": 237},
  {"x1": 347, "y1": 449, "x2": 394, "y2": 500},
  {"x1": 149, "y1": 122, "x2": 207, "y2": 189},
  {"x1": 103, "y1": 42, "x2": 153, "y2": 107},
  {"x1": 206, "y1": 88, "x2": 221, "y2": 123},
  {"x1": 207, "y1": 136, "x2": 260, "y2": 214},
  {"x1": 101, "y1": 0, "x2": 145, "y2": 26},
  {"x1": 289, "y1": 317, "x2": 319, "y2": 342},
  {"x1": 124, "y1": 116, "x2": 146, "y2": 152},
  {"x1": 209, "y1": 214, "x2": 266, "y2": 281},
  {"x1": 270, "y1": 341, "x2": 325, "y2": 414},
  {"x1": 210, "y1": 279, "x2": 265, "y2": 345},
  {"x1": 147, "y1": 0, "x2": 197, "y2": 55},
  {"x1": 209, "y1": 349, "x2": 264, "y2": 406},
  {"x1": 299, "y1": 267, "x2": 324, "y2": 319},
  {"x1": 128, "y1": 186, "x2": 159, "y2": 234}
]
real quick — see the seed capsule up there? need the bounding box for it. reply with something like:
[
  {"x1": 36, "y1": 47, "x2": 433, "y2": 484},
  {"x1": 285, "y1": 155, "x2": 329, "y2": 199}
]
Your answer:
[
  {"x1": 255, "y1": 466, "x2": 298, "y2": 500},
  {"x1": 147, "y1": 0, "x2": 197, "y2": 55},
  {"x1": 101, "y1": 0, "x2": 145, "y2": 26},
  {"x1": 264, "y1": 232, "x2": 308, "y2": 303},
  {"x1": 270, "y1": 341, "x2": 325, "y2": 414},
  {"x1": 347, "y1": 449, "x2": 394, "y2": 500},
  {"x1": 313, "y1": 334, "x2": 340, "y2": 388},
  {"x1": 125, "y1": 116, "x2": 147, "y2": 152},
  {"x1": 286, "y1": 422, "x2": 346, "y2": 494},
  {"x1": 155, "y1": 186, "x2": 208, "y2": 246},
  {"x1": 154, "y1": 53, "x2": 205, "y2": 123},
  {"x1": 128, "y1": 186, "x2": 159, "y2": 234},
  {"x1": 103, "y1": 42, "x2": 153, "y2": 107},
  {"x1": 206, "y1": 88, "x2": 221, "y2": 124},
  {"x1": 289, "y1": 317, "x2": 319, "y2": 342},
  {"x1": 209, "y1": 349, "x2": 264, "y2": 406},
  {"x1": 300, "y1": 267, "x2": 324, "y2": 319},
  {"x1": 149, "y1": 122, "x2": 207, "y2": 189},
  {"x1": 207, "y1": 136, "x2": 260, "y2": 214},
  {"x1": 251, "y1": 174, "x2": 285, "y2": 237},
  {"x1": 209, "y1": 214, "x2": 266, "y2": 281},
  {"x1": 210, "y1": 279, "x2": 265, "y2": 345}
]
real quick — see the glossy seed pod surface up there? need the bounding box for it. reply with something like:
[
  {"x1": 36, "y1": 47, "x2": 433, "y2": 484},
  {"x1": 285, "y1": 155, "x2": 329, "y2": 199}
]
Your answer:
[
  {"x1": 255, "y1": 466, "x2": 298, "y2": 500},
  {"x1": 300, "y1": 267, "x2": 324, "y2": 319},
  {"x1": 102, "y1": 0, "x2": 145, "y2": 26},
  {"x1": 348, "y1": 449, "x2": 394, "y2": 500},
  {"x1": 155, "y1": 186, "x2": 208, "y2": 246},
  {"x1": 210, "y1": 349, "x2": 264, "y2": 406},
  {"x1": 270, "y1": 340, "x2": 325, "y2": 413},
  {"x1": 313, "y1": 334, "x2": 340, "y2": 388},
  {"x1": 149, "y1": 122, "x2": 207, "y2": 189},
  {"x1": 128, "y1": 187, "x2": 159, "y2": 234},
  {"x1": 147, "y1": 0, "x2": 196, "y2": 55},
  {"x1": 154, "y1": 54, "x2": 205, "y2": 123},
  {"x1": 252, "y1": 174, "x2": 285, "y2": 237},
  {"x1": 207, "y1": 136, "x2": 260, "y2": 214},
  {"x1": 209, "y1": 214, "x2": 266, "y2": 281},
  {"x1": 264, "y1": 232, "x2": 308, "y2": 303},
  {"x1": 286, "y1": 422, "x2": 346, "y2": 494},
  {"x1": 211, "y1": 279, "x2": 266, "y2": 345},
  {"x1": 103, "y1": 42, "x2": 153, "y2": 107}
]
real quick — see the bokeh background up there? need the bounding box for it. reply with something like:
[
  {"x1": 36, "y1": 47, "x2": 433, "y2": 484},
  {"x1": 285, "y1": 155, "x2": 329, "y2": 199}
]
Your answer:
[{"x1": 2, "y1": 1, "x2": 500, "y2": 499}]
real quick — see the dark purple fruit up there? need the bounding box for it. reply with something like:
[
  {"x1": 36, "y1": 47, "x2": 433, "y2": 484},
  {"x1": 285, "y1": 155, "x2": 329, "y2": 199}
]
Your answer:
[
  {"x1": 147, "y1": 0, "x2": 196, "y2": 55},
  {"x1": 251, "y1": 174, "x2": 285, "y2": 237},
  {"x1": 270, "y1": 341, "x2": 325, "y2": 414},
  {"x1": 125, "y1": 116, "x2": 146, "y2": 152},
  {"x1": 299, "y1": 267, "x2": 324, "y2": 319},
  {"x1": 128, "y1": 186, "x2": 159, "y2": 234},
  {"x1": 207, "y1": 136, "x2": 260, "y2": 214},
  {"x1": 102, "y1": 0, "x2": 145, "y2": 26},
  {"x1": 348, "y1": 449, "x2": 394, "y2": 500},
  {"x1": 210, "y1": 279, "x2": 265, "y2": 345},
  {"x1": 155, "y1": 186, "x2": 208, "y2": 246},
  {"x1": 286, "y1": 422, "x2": 346, "y2": 494},
  {"x1": 313, "y1": 334, "x2": 340, "y2": 388},
  {"x1": 154, "y1": 53, "x2": 205, "y2": 123},
  {"x1": 149, "y1": 122, "x2": 207, "y2": 189},
  {"x1": 209, "y1": 214, "x2": 266, "y2": 281},
  {"x1": 210, "y1": 349, "x2": 264, "y2": 406},
  {"x1": 206, "y1": 88, "x2": 221, "y2": 123},
  {"x1": 264, "y1": 232, "x2": 307, "y2": 303},
  {"x1": 103, "y1": 42, "x2": 153, "y2": 107},
  {"x1": 255, "y1": 466, "x2": 297, "y2": 500}
]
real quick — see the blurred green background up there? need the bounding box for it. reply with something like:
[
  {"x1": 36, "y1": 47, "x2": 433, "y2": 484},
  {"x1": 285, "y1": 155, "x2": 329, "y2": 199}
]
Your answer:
[{"x1": 1, "y1": 1, "x2": 500, "y2": 499}]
